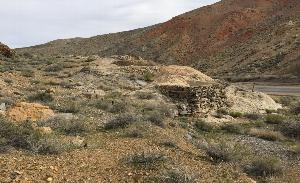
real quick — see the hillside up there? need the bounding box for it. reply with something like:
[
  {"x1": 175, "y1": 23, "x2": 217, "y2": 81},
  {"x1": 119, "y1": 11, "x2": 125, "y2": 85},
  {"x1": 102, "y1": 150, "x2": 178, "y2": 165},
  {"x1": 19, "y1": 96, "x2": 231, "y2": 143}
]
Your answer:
[{"x1": 18, "y1": 0, "x2": 300, "y2": 79}]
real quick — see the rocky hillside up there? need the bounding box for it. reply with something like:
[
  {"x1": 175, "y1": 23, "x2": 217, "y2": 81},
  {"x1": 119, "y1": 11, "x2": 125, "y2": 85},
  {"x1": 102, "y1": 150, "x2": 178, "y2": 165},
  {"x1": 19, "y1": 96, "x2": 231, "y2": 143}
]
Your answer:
[{"x1": 18, "y1": 0, "x2": 300, "y2": 79}]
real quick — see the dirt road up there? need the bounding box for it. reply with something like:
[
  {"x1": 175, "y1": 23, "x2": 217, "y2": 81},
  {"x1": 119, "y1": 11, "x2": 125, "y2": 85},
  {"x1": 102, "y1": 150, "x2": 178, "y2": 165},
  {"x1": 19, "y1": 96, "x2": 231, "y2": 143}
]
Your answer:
[{"x1": 235, "y1": 83, "x2": 300, "y2": 96}]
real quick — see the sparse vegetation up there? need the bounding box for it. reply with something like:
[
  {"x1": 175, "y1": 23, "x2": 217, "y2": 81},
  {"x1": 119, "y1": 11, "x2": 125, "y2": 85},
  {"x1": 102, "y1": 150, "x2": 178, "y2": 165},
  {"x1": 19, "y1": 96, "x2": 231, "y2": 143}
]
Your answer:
[
  {"x1": 146, "y1": 111, "x2": 166, "y2": 128},
  {"x1": 156, "y1": 169, "x2": 196, "y2": 183},
  {"x1": 28, "y1": 92, "x2": 54, "y2": 103},
  {"x1": 229, "y1": 111, "x2": 243, "y2": 118},
  {"x1": 194, "y1": 119, "x2": 215, "y2": 132},
  {"x1": 221, "y1": 123, "x2": 244, "y2": 134},
  {"x1": 245, "y1": 157, "x2": 283, "y2": 177}
]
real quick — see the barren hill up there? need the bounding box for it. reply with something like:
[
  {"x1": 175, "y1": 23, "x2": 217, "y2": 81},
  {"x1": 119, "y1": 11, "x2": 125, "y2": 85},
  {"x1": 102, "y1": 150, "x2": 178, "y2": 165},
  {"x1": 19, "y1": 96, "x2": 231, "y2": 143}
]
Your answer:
[{"x1": 18, "y1": 0, "x2": 300, "y2": 79}]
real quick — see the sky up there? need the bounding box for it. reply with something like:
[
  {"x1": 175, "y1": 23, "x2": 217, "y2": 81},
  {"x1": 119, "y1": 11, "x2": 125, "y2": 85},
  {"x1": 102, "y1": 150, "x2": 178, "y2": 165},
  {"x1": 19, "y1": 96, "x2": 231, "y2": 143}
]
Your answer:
[{"x1": 0, "y1": 0, "x2": 219, "y2": 48}]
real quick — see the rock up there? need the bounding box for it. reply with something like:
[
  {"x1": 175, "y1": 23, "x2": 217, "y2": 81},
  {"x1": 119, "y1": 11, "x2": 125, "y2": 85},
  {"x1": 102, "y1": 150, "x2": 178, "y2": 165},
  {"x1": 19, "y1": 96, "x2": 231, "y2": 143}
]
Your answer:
[
  {"x1": 6, "y1": 102, "x2": 55, "y2": 122},
  {"x1": 0, "y1": 103, "x2": 6, "y2": 115},
  {"x1": 46, "y1": 177, "x2": 53, "y2": 182},
  {"x1": 0, "y1": 42, "x2": 14, "y2": 58}
]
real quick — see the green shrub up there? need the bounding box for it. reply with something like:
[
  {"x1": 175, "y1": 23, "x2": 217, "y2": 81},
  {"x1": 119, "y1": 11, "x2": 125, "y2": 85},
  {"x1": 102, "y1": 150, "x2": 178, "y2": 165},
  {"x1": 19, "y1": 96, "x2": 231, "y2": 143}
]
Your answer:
[
  {"x1": 57, "y1": 101, "x2": 80, "y2": 113},
  {"x1": 205, "y1": 142, "x2": 241, "y2": 163},
  {"x1": 194, "y1": 120, "x2": 215, "y2": 132},
  {"x1": 143, "y1": 71, "x2": 155, "y2": 82},
  {"x1": 221, "y1": 123, "x2": 244, "y2": 134},
  {"x1": 246, "y1": 157, "x2": 283, "y2": 177},
  {"x1": 159, "y1": 141, "x2": 178, "y2": 148},
  {"x1": 229, "y1": 112, "x2": 243, "y2": 118},
  {"x1": 21, "y1": 69, "x2": 35, "y2": 78},
  {"x1": 265, "y1": 114, "x2": 285, "y2": 124},
  {"x1": 94, "y1": 99, "x2": 128, "y2": 114},
  {"x1": 104, "y1": 114, "x2": 137, "y2": 130}
]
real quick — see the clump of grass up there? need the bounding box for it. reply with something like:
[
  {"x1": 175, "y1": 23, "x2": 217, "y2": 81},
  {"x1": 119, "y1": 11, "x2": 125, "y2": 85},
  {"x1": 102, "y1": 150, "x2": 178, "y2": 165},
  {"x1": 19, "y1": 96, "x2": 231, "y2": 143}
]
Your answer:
[
  {"x1": 125, "y1": 152, "x2": 166, "y2": 168},
  {"x1": 56, "y1": 101, "x2": 81, "y2": 113},
  {"x1": 291, "y1": 102, "x2": 300, "y2": 115},
  {"x1": 104, "y1": 114, "x2": 137, "y2": 130},
  {"x1": 229, "y1": 112, "x2": 243, "y2": 118},
  {"x1": 194, "y1": 120, "x2": 215, "y2": 132},
  {"x1": 221, "y1": 123, "x2": 244, "y2": 134},
  {"x1": 245, "y1": 157, "x2": 283, "y2": 177},
  {"x1": 205, "y1": 142, "x2": 241, "y2": 163},
  {"x1": 28, "y1": 92, "x2": 54, "y2": 103},
  {"x1": 244, "y1": 113, "x2": 262, "y2": 120},
  {"x1": 265, "y1": 114, "x2": 285, "y2": 124},
  {"x1": 21, "y1": 69, "x2": 35, "y2": 78},
  {"x1": 248, "y1": 128, "x2": 284, "y2": 141},
  {"x1": 156, "y1": 169, "x2": 197, "y2": 183},
  {"x1": 159, "y1": 140, "x2": 178, "y2": 148},
  {"x1": 266, "y1": 109, "x2": 277, "y2": 114}
]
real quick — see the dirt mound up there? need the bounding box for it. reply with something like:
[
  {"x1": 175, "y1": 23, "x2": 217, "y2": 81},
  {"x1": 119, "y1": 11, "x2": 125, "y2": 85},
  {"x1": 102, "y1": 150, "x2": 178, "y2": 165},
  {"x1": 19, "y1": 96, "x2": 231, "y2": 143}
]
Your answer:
[
  {"x1": 225, "y1": 86, "x2": 282, "y2": 113},
  {"x1": 6, "y1": 102, "x2": 55, "y2": 122},
  {"x1": 0, "y1": 42, "x2": 14, "y2": 58},
  {"x1": 155, "y1": 65, "x2": 215, "y2": 87}
]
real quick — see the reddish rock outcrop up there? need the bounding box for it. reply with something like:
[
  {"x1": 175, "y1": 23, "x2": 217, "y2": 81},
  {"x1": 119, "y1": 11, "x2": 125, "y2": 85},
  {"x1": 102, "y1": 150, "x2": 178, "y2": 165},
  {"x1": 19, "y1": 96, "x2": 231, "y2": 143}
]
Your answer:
[{"x1": 0, "y1": 42, "x2": 14, "y2": 58}]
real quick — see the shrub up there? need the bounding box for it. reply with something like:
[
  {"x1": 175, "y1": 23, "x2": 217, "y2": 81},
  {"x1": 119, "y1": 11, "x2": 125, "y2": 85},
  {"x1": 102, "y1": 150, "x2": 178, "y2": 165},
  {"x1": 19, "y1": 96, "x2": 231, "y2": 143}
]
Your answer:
[
  {"x1": 246, "y1": 157, "x2": 283, "y2": 177},
  {"x1": 229, "y1": 112, "x2": 243, "y2": 118},
  {"x1": 156, "y1": 169, "x2": 196, "y2": 183},
  {"x1": 278, "y1": 119, "x2": 300, "y2": 139},
  {"x1": 57, "y1": 101, "x2": 80, "y2": 113},
  {"x1": 244, "y1": 113, "x2": 262, "y2": 120},
  {"x1": 146, "y1": 111, "x2": 165, "y2": 128},
  {"x1": 0, "y1": 118, "x2": 42, "y2": 150},
  {"x1": 266, "y1": 109, "x2": 276, "y2": 114},
  {"x1": 125, "y1": 152, "x2": 166, "y2": 167},
  {"x1": 136, "y1": 91, "x2": 155, "y2": 100},
  {"x1": 291, "y1": 102, "x2": 300, "y2": 115},
  {"x1": 28, "y1": 92, "x2": 54, "y2": 103},
  {"x1": 44, "y1": 64, "x2": 63, "y2": 72},
  {"x1": 159, "y1": 141, "x2": 178, "y2": 148},
  {"x1": 205, "y1": 142, "x2": 241, "y2": 163},
  {"x1": 94, "y1": 99, "x2": 128, "y2": 114},
  {"x1": 221, "y1": 123, "x2": 244, "y2": 134},
  {"x1": 104, "y1": 114, "x2": 137, "y2": 130},
  {"x1": 265, "y1": 114, "x2": 285, "y2": 124},
  {"x1": 248, "y1": 128, "x2": 284, "y2": 141},
  {"x1": 21, "y1": 69, "x2": 35, "y2": 78},
  {"x1": 217, "y1": 108, "x2": 229, "y2": 115},
  {"x1": 194, "y1": 120, "x2": 215, "y2": 132},
  {"x1": 143, "y1": 71, "x2": 155, "y2": 82},
  {"x1": 38, "y1": 117, "x2": 88, "y2": 135}
]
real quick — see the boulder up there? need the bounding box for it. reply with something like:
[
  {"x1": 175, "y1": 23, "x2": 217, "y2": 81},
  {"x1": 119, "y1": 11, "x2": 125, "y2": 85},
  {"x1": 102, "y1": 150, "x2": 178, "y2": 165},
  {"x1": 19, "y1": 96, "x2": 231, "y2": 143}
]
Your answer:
[{"x1": 6, "y1": 102, "x2": 55, "y2": 122}]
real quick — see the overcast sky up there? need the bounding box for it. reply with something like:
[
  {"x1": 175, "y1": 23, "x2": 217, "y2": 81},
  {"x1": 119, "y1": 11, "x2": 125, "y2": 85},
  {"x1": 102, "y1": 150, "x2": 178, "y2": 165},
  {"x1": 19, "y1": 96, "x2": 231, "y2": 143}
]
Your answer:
[{"x1": 0, "y1": 0, "x2": 219, "y2": 48}]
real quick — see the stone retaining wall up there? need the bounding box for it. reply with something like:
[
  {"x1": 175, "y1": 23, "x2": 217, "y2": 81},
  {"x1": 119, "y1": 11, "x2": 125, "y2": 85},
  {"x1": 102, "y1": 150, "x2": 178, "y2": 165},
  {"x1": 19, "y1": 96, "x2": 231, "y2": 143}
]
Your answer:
[{"x1": 158, "y1": 84, "x2": 228, "y2": 115}]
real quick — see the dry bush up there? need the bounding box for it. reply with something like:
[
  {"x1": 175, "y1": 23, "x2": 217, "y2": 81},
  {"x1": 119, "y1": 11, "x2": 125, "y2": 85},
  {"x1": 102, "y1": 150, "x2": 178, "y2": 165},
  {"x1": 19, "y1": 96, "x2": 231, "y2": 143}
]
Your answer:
[
  {"x1": 194, "y1": 120, "x2": 215, "y2": 132},
  {"x1": 125, "y1": 152, "x2": 166, "y2": 168},
  {"x1": 104, "y1": 113, "x2": 138, "y2": 130},
  {"x1": 221, "y1": 123, "x2": 244, "y2": 134},
  {"x1": 245, "y1": 157, "x2": 283, "y2": 177},
  {"x1": 278, "y1": 119, "x2": 300, "y2": 139},
  {"x1": 205, "y1": 142, "x2": 241, "y2": 163},
  {"x1": 155, "y1": 169, "x2": 197, "y2": 183},
  {"x1": 248, "y1": 128, "x2": 284, "y2": 141}
]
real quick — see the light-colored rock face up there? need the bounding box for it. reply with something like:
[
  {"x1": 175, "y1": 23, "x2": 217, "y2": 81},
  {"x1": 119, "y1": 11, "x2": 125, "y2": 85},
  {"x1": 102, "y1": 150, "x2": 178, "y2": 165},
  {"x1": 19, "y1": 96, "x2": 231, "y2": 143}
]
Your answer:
[
  {"x1": 225, "y1": 85, "x2": 282, "y2": 113},
  {"x1": 6, "y1": 102, "x2": 55, "y2": 122},
  {"x1": 155, "y1": 65, "x2": 215, "y2": 87}
]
